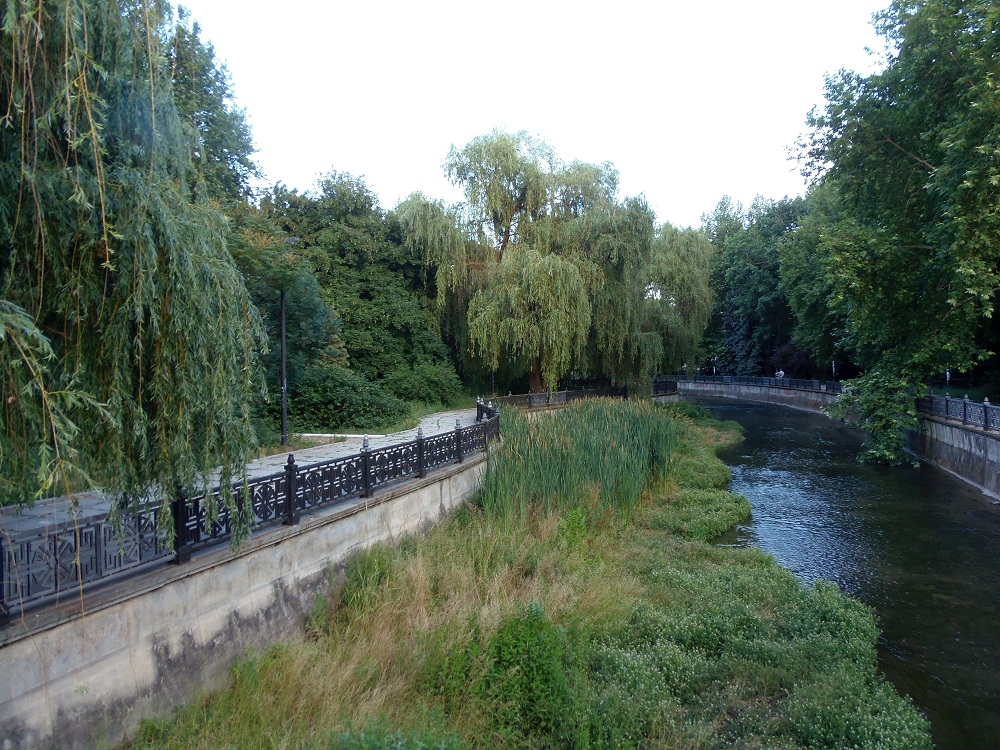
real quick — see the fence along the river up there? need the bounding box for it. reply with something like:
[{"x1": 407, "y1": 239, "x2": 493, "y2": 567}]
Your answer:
[
  {"x1": 490, "y1": 379, "x2": 678, "y2": 410},
  {"x1": 0, "y1": 403, "x2": 501, "y2": 620}
]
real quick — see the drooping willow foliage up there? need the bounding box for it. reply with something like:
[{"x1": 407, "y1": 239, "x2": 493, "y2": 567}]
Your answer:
[
  {"x1": 400, "y1": 131, "x2": 713, "y2": 392},
  {"x1": 1, "y1": 0, "x2": 264, "y2": 537}
]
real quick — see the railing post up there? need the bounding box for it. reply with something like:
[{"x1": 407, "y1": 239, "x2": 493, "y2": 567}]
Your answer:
[
  {"x1": 985, "y1": 398, "x2": 992, "y2": 431},
  {"x1": 361, "y1": 435, "x2": 372, "y2": 498},
  {"x1": 455, "y1": 419, "x2": 463, "y2": 463},
  {"x1": 283, "y1": 454, "x2": 299, "y2": 526},
  {"x1": 963, "y1": 395, "x2": 969, "y2": 425},
  {"x1": 172, "y1": 487, "x2": 192, "y2": 564},
  {"x1": 417, "y1": 427, "x2": 426, "y2": 478}
]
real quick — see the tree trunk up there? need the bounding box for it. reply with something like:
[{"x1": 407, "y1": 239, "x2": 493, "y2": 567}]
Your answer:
[{"x1": 528, "y1": 357, "x2": 546, "y2": 393}]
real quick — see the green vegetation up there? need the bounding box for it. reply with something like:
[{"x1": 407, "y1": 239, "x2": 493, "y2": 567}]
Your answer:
[
  {"x1": 400, "y1": 131, "x2": 714, "y2": 393},
  {"x1": 127, "y1": 401, "x2": 930, "y2": 750},
  {"x1": 1, "y1": 1, "x2": 263, "y2": 525}
]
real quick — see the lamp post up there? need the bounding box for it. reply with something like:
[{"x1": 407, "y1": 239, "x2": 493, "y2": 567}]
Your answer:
[
  {"x1": 280, "y1": 287, "x2": 288, "y2": 446},
  {"x1": 280, "y1": 237, "x2": 300, "y2": 447}
]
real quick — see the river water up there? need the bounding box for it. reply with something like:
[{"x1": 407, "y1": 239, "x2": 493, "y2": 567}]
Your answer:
[{"x1": 695, "y1": 397, "x2": 1000, "y2": 750}]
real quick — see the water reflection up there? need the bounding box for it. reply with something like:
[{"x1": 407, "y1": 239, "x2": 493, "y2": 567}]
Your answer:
[{"x1": 697, "y1": 397, "x2": 1000, "y2": 750}]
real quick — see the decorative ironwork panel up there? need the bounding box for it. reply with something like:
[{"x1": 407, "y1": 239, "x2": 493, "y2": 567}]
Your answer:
[
  {"x1": 987, "y1": 404, "x2": 1000, "y2": 431},
  {"x1": 366, "y1": 442, "x2": 417, "y2": 492},
  {"x1": 194, "y1": 491, "x2": 234, "y2": 545},
  {"x1": 945, "y1": 398, "x2": 964, "y2": 421},
  {"x1": 966, "y1": 401, "x2": 986, "y2": 428},
  {"x1": 3, "y1": 537, "x2": 33, "y2": 608},
  {"x1": 298, "y1": 466, "x2": 327, "y2": 510},
  {"x1": 462, "y1": 423, "x2": 487, "y2": 454},
  {"x1": 246, "y1": 474, "x2": 284, "y2": 525},
  {"x1": 297, "y1": 455, "x2": 365, "y2": 511},
  {"x1": 423, "y1": 432, "x2": 456, "y2": 471},
  {"x1": 930, "y1": 397, "x2": 946, "y2": 417}
]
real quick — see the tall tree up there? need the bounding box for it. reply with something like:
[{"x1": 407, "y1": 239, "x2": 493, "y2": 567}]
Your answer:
[
  {"x1": 703, "y1": 197, "x2": 807, "y2": 376},
  {"x1": 261, "y1": 174, "x2": 461, "y2": 408},
  {"x1": 169, "y1": 7, "x2": 259, "y2": 206},
  {"x1": 801, "y1": 0, "x2": 1000, "y2": 460},
  {"x1": 0, "y1": 1, "x2": 264, "y2": 531},
  {"x1": 402, "y1": 131, "x2": 668, "y2": 392}
]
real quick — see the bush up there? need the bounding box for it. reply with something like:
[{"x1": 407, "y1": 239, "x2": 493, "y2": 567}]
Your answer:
[
  {"x1": 291, "y1": 363, "x2": 407, "y2": 432},
  {"x1": 383, "y1": 361, "x2": 463, "y2": 405},
  {"x1": 482, "y1": 602, "x2": 580, "y2": 745}
]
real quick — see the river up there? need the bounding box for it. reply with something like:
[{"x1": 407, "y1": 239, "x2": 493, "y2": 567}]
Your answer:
[{"x1": 694, "y1": 397, "x2": 1000, "y2": 750}]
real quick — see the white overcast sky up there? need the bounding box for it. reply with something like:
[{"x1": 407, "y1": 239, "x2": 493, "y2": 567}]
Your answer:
[{"x1": 176, "y1": 0, "x2": 888, "y2": 228}]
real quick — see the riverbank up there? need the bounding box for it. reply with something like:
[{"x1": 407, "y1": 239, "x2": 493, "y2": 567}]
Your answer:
[{"x1": 128, "y1": 401, "x2": 931, "y2": 750}]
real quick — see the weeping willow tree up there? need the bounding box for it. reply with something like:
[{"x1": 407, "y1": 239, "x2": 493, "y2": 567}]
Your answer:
[
  {"x1": 401, "y1": 130, "x2": 671, "y2": 392},
  {"x1": 645, "y1": 225, "x2": 714, "y2": 372},
  {"x1": 0, "y1": 0, "x2": 264, "y2": 538}
]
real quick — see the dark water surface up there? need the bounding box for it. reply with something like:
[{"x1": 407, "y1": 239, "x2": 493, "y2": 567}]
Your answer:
[{"x1": 696, "y1": 397, "x2": 1000, "y2": 750}]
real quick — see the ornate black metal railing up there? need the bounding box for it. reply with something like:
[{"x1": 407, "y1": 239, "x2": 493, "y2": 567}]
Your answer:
[
  {"x1": 916, "y1": 394, "x2": 1000, "y2": 431},
  {"x1": 0, "y1": 405, "x2": 501, "y2": 621}
]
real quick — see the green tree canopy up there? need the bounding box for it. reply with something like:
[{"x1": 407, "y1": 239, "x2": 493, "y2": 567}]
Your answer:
[
  {"x1": 1, "y1": 1, "x2": 264, "y2": 528},
  {"x1": 646, "y1": 225, "x2": 714, "y2": 374},
  {"x1": 799, "y1": 0, "x2": 1000, "y2": 459},
  {"x1": 402, "y1": 131, "x2": 698, "y2": 392},
  {"x1": 701, "y1": 196, "x2": 808, "y2": 376}
]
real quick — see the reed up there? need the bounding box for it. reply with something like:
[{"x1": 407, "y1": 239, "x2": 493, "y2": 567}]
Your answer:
[{"x1": 479, "y1": 398, "x2": 677, "y2": 526}]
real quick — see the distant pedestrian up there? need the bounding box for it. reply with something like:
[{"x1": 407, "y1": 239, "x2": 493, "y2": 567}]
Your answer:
[{"x1": 775, "y1": 369, "x2": 785, "y2": 379}]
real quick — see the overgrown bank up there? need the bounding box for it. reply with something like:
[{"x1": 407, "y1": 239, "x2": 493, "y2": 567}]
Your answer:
[{"x1": 130, "y1": 401, "x2": 931, "y2": 750}]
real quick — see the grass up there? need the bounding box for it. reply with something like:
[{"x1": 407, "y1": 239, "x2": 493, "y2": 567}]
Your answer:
[{"x1": 127, "y1": 400, "x2": 932, "y2": 750}]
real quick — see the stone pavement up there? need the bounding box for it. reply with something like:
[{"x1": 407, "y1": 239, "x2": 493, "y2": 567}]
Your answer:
[{"x1": 0, "y1": 408, "x2": 479, "y2": 538}]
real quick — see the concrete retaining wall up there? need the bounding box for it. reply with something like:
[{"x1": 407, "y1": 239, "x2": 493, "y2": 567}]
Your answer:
[
  {"x1": 905, "y1": 417, "x2": 1000, "y2": 499},
  {"x1": 676, "y1": 380, "x2": 836, "y2": 413},
  {"x1": 0, "y1": 457, "x2": 485, "y2": 750}
]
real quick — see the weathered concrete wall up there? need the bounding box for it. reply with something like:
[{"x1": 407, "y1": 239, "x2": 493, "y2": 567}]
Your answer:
[
  {"x1": 676, "y1": 381, "x2": 836, "y2": 413},
  {"x1": 905, "y1": 416, "x2": 1000, "y2": 499},
  {"x1": 0, "y1": 457, "x2": 485, "y2": 750}
]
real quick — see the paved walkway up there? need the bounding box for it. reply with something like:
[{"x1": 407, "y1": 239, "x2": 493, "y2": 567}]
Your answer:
[{"x1": 0, "y1": 408, "x2": 479, "y2": 538}]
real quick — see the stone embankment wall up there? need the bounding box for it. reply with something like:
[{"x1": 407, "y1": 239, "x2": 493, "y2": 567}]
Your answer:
[
  {"x1": 0, "y1": 458, "x2": 485, "y2": 750},
  {"x1": 676, "y1": 380, "x2": 836, "y2": 413},
  {"x1": 904, "y1": 417, "x2": 1000, "y2": 498}
]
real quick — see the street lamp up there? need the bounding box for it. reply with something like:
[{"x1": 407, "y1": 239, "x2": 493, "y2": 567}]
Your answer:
[{"x1": 281, "y1": 237, "x2": 300, "y2": 447}]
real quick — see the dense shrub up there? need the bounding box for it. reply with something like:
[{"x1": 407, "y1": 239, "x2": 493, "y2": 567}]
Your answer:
[
  {"x1": 290, "y1": 363, "x2": 406, "y2": 432},
  {"x1": 382, "y1": 361, "x2": 462, "y2": 405},
  {"x1": 482, "y1": 602, "x2": 579, "y2": 745}
]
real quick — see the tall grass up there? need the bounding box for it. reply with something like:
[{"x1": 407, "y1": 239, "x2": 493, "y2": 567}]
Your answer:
[{"x1": 479, "y1": 399, "x2": 677, "y2": 526}]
